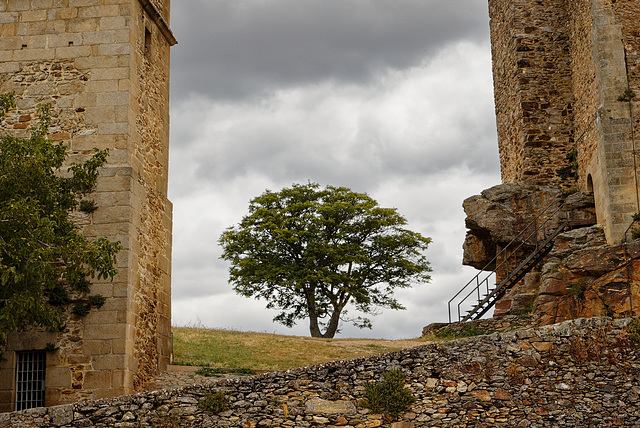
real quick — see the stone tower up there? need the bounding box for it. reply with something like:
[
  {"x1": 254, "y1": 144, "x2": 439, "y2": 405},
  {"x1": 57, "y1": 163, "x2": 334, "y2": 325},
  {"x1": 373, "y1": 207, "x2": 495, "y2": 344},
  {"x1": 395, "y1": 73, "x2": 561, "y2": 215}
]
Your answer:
[
  {"x1": 489, "y1": 0, "x2": 640, "y2": 244},
  {"x1": 458, "y1": 0, "x2": 640, "y2": 324},
  {"x1": 0, "y1": 0, "x2": 175, "y2": 411}
]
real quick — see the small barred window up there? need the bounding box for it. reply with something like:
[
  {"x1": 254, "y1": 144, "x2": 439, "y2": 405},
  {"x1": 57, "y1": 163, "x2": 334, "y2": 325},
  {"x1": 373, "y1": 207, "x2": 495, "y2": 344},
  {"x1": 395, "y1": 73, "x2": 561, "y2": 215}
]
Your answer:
[{"x1": 15, "y1": 351, "x2": 46, "y2": 411}]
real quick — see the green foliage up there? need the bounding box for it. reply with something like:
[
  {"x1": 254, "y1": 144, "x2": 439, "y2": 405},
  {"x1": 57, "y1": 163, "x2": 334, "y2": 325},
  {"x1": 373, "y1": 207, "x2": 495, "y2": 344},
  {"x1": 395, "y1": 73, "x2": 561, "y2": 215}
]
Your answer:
[
  {"x1": 362, "y1": 369, "x2": 415, "y2": 420},
  {"x1": 517, "y1": 302, "x2": 534, "y2": 316},
  {"x1": 627, "y1": 317, "x2": 640, "y2": 343},
  {"x1": 0, "y1": 93, "x2": 122, "y2": 344},
  {"x1": 618, "y1": 88, "x2": 637, "y2": 102},
  {"x1": 633, "y1": 213, "x2": 640, "y2": 222},
  {"x1": 195, "y1": 366, "x2": 255, "y2": 377},
  {"x1": 219, "y1": 182, "x2": 431, "y2": 338},
  {"x1": 198, "y1": 391, "x2": 227, "y2": 414},
  {"x1": 0, "y1": 92, "x2": 15, "y2": 116},
  {"x1": 72, "y1": 303, "x2": 90, "y2": 317},
  {"x1": 435, "y1": 325, "x2": 495, "y2": 340},
  {"x1": 196, "y1": 367, "x2": 225, "y2": 376},
  {"x1": 603, "y1": 304, "x2": 614, "y2": 318},
  {"x1": 79, "y1": 199, "x2": 98, "y2": 213},
  {"x1": 632, "y1": 227, "x2": 640, "y2": 240},
  {"x1": 88, "y1": 294, "x2": 106, "y2": 308},
  {"x1": 44, "y1": 342, "x2": 58, "y2": 352},
  {"x1": 557, "y1": 149, "x2": 578, "y2": 182},
  {"x1": 568, "y1": 281, "x2": 586, "y2": 298}
]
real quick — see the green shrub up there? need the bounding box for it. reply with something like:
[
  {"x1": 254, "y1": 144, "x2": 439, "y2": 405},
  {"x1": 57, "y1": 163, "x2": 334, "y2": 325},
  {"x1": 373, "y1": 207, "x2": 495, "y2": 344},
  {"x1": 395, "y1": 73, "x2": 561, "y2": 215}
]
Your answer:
[
  {"x1": 198, "y1": 391, "x2": 227, "y2": 414},
  {"x1": 435, "y1": 324, "x2": 494, "y2": 340},
  {"x1": 557, "y1": 149, "x2": 578, "y2": 182},
  {"x1": 627, "y1": 317, "x2": 640, "y2": 343},
  {"x1": 632, "y1": 227, "x2": 640, "y2": 241},
  {"x1": 78, "y1": 199, "x2": 98, "y2": 213},
  {"x1": 88, "y1": 294, "x2": 106, "y2": 308},
  {"x1": 72, "y1": 303, "x2": 90, "y2": 317},
  {"x1": 362, "y1": 369, "x2": 415, "y2": 420},
  {"x1": 618, "y1": 88, "x2": 636, "y2": 102},
  {"x1": 195, "y1": 367, "x2": 255, "y2": 377},
  {"x1": 196, "y1": 367, "x2": 226, "y2": 377}
]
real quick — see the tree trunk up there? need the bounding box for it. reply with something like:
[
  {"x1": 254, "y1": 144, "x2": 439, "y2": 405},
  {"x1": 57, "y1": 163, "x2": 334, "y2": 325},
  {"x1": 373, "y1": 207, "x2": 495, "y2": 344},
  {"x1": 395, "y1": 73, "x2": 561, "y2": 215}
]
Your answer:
[
  {"x1": 305, "y1": 286, "x2": 324, "y2": 338},
  {"x1": 307, "y1": 302, "x2": 344, "y2": 338},
  {"x1": 321, "y1": 307, "x2": 343, "y2": 338},
  {"x1": 308, "y1": 309, "x2": 323, "y2": 338},
  {"x1": 305, "y1": 285, "x2": 346, "y2": 338}
]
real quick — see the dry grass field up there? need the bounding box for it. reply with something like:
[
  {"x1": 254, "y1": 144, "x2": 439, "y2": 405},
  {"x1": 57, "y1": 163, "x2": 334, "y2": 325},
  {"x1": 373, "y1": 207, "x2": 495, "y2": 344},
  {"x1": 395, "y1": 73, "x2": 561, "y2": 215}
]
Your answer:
[{"x1": 172, "y1": 327, "x2": 427, "y2": 371}]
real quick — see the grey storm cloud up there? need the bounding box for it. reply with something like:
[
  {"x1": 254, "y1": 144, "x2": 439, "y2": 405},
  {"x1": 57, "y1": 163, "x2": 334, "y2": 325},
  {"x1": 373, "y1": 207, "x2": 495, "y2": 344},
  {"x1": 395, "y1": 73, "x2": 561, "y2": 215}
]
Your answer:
[
  {"x1": 167, "y1": 1, "x2": 502, "y2": 337},
  {"x1": 170, "y1": 0, "x2": 491, "y2": 101}
]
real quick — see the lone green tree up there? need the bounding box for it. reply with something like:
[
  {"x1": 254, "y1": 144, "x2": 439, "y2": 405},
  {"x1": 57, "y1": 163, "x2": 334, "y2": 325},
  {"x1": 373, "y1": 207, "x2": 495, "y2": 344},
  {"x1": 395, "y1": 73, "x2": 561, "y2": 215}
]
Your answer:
[
  {"x1": 219, "y1": 182, "x2": 431, "y2": 338},
  {"x1": 0, "y1": 93, "x2": 122, "y2": 345}
]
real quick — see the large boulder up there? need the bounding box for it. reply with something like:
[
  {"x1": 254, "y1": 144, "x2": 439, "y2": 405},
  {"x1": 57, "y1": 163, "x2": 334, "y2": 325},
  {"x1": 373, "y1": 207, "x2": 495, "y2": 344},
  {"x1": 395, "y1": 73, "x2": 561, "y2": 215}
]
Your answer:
[{"x1": 462, "y1": 183, "x2": 569, "y2": 269}]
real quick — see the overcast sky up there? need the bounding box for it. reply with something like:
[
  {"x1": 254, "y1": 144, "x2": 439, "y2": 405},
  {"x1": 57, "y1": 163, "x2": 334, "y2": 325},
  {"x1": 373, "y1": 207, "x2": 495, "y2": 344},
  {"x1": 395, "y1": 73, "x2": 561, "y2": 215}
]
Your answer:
[{"x1": 167, "y1": 0, "x2": 501, "y2": 339}]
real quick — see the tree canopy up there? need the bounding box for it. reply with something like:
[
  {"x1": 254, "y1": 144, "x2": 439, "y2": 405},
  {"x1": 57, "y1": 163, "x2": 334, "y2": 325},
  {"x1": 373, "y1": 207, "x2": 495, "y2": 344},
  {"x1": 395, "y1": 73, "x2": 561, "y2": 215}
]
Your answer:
[
  {"x1": 0, "y1": 93, "x2": 122, "y2": 344},
  {"x1": 219, "y1": 182, "x2": 431, "y2": 338}
]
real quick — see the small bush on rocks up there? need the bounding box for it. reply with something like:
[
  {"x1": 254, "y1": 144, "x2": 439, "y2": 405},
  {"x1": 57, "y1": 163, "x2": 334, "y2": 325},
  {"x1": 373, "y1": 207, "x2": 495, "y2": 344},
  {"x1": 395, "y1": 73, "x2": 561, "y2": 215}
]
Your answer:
[
  {"x1": 362, "y1": 369, "x2": 415, "y2": 420},
  {"x1": 627, "y1": 317, "x2": 640, "y2": 343},
  {"x1": 198, "y1": 391, "x2": 227, "y2": 414}
]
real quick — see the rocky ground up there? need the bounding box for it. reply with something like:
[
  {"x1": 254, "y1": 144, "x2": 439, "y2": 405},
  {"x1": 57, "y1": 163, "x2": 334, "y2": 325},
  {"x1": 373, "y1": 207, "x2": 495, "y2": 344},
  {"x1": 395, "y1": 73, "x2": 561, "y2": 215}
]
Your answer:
[{"x1": 143, "y1": 366, "x2": 221, "y2": 392}]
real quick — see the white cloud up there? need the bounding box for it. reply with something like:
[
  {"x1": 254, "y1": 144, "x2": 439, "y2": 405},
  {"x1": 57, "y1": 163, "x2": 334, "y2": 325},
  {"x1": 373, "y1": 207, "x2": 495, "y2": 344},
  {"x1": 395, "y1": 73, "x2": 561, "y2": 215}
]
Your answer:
[{"x1": 168, "y1": 4, "x2": 500, "y2": 338}]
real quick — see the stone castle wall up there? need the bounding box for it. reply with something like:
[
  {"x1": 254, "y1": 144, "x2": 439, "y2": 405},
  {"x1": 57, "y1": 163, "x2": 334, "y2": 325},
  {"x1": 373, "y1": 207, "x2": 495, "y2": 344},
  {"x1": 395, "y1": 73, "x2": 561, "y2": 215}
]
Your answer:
[
  {"x1": 489, "y1": 0, "x2": 575, "y2": 187},
  {"x1": 488, "y1": 0, "x2": 640, "y2": 244},
  {"x1": 0, "y1": 0, "x2": 173, "y2": 411},
  {"x1": 3, "y1": 317, "x2": 640, "y2": 427}
]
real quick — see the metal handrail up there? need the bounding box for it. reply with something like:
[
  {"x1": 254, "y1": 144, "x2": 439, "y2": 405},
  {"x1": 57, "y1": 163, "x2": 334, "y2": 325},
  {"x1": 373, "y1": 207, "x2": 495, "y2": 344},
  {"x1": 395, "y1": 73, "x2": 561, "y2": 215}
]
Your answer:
[
  {"x1": 448, "y1": 198, "x2": 566, "y2": 323},
  {"x1": 459, "y1": 221, "x2": 567, "y2": 322}
]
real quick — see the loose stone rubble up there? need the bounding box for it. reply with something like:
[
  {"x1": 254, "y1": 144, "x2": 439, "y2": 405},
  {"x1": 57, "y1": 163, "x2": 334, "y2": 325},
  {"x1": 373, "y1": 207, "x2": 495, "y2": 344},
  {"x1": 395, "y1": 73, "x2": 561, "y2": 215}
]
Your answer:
[{"x1": 3, "y1": 317, "x2": 640, "y2": 427}]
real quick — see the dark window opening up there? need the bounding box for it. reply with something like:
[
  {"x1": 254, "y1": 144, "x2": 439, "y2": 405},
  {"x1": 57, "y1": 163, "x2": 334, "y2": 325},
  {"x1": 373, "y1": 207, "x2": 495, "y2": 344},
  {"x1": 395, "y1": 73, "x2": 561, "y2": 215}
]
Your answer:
[
  {"x1": 586, "y1": 174, "x2": 594, "y2": 195},
  {"x1": 15, "y1": 351, "x2": 46, "y2": 411},
  {"x1": 144, "y1": 26, "x2": 152, "y2": 56}
]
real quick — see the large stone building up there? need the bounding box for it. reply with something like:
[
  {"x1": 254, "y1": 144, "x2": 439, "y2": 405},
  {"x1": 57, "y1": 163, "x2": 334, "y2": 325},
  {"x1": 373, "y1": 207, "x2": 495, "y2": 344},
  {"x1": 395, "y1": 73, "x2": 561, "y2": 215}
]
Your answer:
[
  {"x1": 0, "y1": 0, "x2": 175, "y2": 412},
  {"x1": 456, "y1": 0, "x2": 640, "y2": 324},
  {"x1": 490, "y1": 0, "x2": 640, "y2": 244}
]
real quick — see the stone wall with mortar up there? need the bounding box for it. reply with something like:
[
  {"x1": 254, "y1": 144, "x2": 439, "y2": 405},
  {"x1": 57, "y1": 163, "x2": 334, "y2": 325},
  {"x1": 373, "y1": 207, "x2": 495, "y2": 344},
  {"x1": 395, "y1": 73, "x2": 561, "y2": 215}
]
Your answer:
[
  {"x1": 569, "y1": 0, "x2": 599, "y2": 188},
  {"x1": 0, "y1": 0, "x2": 174, "y2": 411},
  {"x1": 586, "y1": 0, "x2": 639, "y2": 243},
  {"x1": 488, "y1": 0, "x2": 640, "y2": 244},
  {"x1": 488, "y1": 0, "x2": 575, "y2": 187},
  {"x1": 2, "y1": 317, "x2": 640, "y2": 427},
  {"x1": 608, "y1": 0, "x2": 640, "y2": 239}
]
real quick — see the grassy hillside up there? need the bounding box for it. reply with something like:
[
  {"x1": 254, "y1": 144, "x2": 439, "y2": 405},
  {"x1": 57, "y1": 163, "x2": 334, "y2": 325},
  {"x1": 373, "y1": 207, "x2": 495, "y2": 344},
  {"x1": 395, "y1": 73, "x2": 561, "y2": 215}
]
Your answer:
[{"x1": 172, "y1": 327, "x2": 426, "y2": 371}]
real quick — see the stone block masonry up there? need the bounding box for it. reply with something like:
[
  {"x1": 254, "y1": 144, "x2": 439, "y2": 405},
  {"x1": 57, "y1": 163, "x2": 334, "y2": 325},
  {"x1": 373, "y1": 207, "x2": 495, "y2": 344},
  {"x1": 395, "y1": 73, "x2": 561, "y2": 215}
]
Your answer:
[
  {"x1": 472, "y1": 0, "x2": 640, "y2": 327},
  {"x1": 2, "y1": 317, "x2": 640, "y2": 427},
  {"x1": 0, "y1": 0, "x2": 175, "y2": 411},
  {"x1": 488, "y1": 0, "x2": 640, "y2": 244}
]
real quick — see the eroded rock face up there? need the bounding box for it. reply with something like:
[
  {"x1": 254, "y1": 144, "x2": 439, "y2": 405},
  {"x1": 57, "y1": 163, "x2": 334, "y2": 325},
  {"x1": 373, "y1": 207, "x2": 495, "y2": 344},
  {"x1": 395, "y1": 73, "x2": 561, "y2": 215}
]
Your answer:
[
  {"x1": 460, "y1": 183, "x2": 640, "y2": 324},
  {"x1": 462, "y1": 184, "x2": 565, "y2": 269},
  {"x1": 531, "y1": 237, "x2": 640, "y2": 325}
]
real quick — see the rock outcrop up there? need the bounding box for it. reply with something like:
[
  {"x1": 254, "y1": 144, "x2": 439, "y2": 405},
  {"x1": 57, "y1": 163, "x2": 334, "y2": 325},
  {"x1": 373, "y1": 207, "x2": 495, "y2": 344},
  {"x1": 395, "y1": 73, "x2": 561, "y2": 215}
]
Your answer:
[{"x1": 461, "y1": 183, "x2": 640, "y2": 324}]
